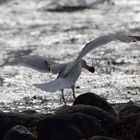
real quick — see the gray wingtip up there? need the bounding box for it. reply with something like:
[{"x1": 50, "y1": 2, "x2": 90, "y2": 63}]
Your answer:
[
  {"x1": 34, "y1": 83, "x2": 56, "y2": 93},
  {"x1": 34, "y1": 83, "x2": 45, "y2": 91},
  {"x1": 34, "y1": 83, "x2": 48, "y2": 91},
  {"x1": 33, "y1": 83, "x2": 40, "y2": 89}
]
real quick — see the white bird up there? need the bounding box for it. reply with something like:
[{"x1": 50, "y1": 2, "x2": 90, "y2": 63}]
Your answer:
[{"x1": 1, "y1": 34, "x2": 140, "y2": 105}]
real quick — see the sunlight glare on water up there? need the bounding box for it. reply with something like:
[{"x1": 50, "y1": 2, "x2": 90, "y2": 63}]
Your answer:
[{"x1": 0, "y1": 0, "x2": 140, "y2": 112}]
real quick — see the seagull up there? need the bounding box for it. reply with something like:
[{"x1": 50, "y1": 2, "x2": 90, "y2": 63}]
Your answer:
[{"x1": 1, "y1": 34, "x2": 140, "y2": 105}]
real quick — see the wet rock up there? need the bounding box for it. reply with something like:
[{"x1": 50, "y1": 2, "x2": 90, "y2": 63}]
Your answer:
[
  {"x1": 73, "y1": 92, "x2": 116, "y2": 116},
  {"x1": 118, "y1": 102, "x2": 140, "y2": 118},
  {"x1": 0, "y1": 111, "x2": 46, "y2": 139},
  {"x1": 0, "y1": 112, "x2": 10, "y2": 139},
  {"x1": 45, "y1": 0, "x2": 111, "y2": 12},
  {"x1": 135, "y1": 119, "x2": 140, "y2": 140},
  {"x1": 56, "y1": 105, "x2": 117, "y2": 137},
  {"x1": 88, "y1": 136, "x2": 116, "y2": 140},
  {"x1": 37, "y1": 113, "x2": 109, "y2": 140},
  {"x1": 21, "y1": 109, "x2": 38, "y2": 114},
  {"x1": 37, "y1": 114, "x2": 84, "y2": 140},
  {"x1": 0, "y1": 76, "x2": 4, "y2": 86},
  {"x1": 2, "y1": 125, "x2": 36, "y2": 140},
  {"x1": 116, "y1": 103, "x2": 140, "y2": 139},
  {"x1": 111, "y1": 57, "x2": 126, "y2": 65}
]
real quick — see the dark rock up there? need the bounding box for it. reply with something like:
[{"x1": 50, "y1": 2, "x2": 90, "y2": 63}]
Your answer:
[
  {"x1": 2, "y1": 125, "x2": 36, "y2": 140},
  {"x1": 116, "y1": 103, "x2": 140, "y2": 139},
  {"x1": 21, "y1": 110, "x2": 38, "y2": 114},
  {"x1": 56, "y1": 105, "x2": 117, "y2": 137},
  {"x1": 135, "y1": 119, "x2": 140, "y2": 140},
  {"x1": 37, "y1": 113, "x2": 109, "y2": 140},
  {"x1": 0, "y1": 76, "x2": 4, "y2": 86},
  {"x1": 73, "y1": 92, "x2": 116, "y2": 116},
  {"x1": 45, "y1": 0, "x2": 111, "y2": 12},
  {"x1": 88, "y1": 136, "x2": 116, "y2": 140},
  {"x1": 0, "y1": 112, "x2": 11, "y2": 139},
  {"x1": 118, "y1": 102, "x2": 140, "y2": 118},
  {"x1": 37, "y1": 114, "x2": 84, "y2": 140},
  {"x1": 0, "y1": 111, "x2": 46, "y2": 139}
]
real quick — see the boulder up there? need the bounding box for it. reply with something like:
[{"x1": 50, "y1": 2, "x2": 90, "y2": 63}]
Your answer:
[
  {"x1": 73, "y1": 92, "x2": 116, "y2": 116},
  {"x1": 2, "y1": 125, "x2": 36, "y2": 140}
]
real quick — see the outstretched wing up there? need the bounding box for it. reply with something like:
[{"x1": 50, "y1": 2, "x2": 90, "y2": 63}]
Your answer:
[
  {"x1": 64, "y1": 35, "x2": 140, "y2": 75},
  {"x1": 0, "y1": 55, "x2": 67, "y2": 74}
]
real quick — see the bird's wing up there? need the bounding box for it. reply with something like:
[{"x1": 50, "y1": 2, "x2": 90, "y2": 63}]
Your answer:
[
  {"x1": 34, "y1": 78, "x2": 73, "y2": 92},
  {"x1": 64, "y1": 35, "x2": 140, "y2": 75},
  {"x1": 0, "y1": 55, "x2": 66, "y2": 74}
]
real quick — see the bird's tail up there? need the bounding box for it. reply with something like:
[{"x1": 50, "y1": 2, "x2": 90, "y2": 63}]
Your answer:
[{"x1": 34, "y1": 78, "x2": 73, "y2": 93}]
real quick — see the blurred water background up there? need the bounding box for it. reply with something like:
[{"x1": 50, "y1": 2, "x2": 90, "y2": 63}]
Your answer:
[{"x1": 0, "y1": 0, "x2": 140, "y2": 113}]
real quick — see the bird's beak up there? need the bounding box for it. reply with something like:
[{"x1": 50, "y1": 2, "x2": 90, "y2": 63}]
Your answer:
[{"x1": 84, "y1": 64, "x2": 95, "y2": 73}]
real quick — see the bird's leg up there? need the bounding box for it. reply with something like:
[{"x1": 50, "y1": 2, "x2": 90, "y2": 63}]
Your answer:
[
  {"x1": 61, "y1": 90, "x2": 66, "y2": 106},
  {"x1": 71, "y1": 85, "x2": 76, "y2": 99}
]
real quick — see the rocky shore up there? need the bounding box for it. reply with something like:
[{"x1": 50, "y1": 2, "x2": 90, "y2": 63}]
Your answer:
[
  {"x1": 0, "y1": 92, "x2": 140, "y2": 140},
  {"x1": 0, "y1": 1, "x2": 140, "y2": 139}
]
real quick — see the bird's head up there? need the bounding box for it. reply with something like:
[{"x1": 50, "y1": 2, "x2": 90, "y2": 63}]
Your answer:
[{"x1": 81, "y1": 59, "x2": 95, "y2": 73}]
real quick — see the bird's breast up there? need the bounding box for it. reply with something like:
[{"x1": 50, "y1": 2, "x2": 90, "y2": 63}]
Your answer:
[{"x1": 62, "y1": 63, "x2": 82, "y2": 83}]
